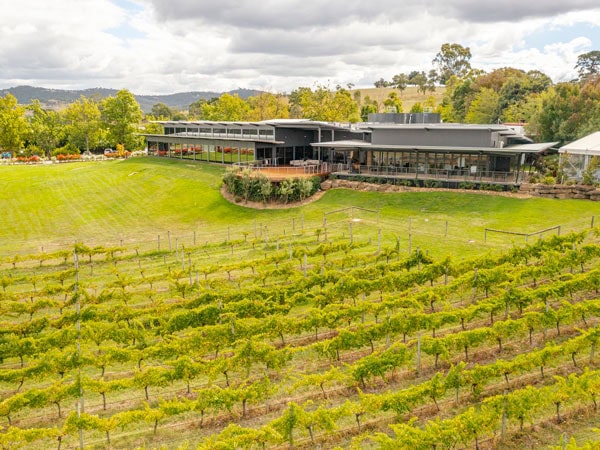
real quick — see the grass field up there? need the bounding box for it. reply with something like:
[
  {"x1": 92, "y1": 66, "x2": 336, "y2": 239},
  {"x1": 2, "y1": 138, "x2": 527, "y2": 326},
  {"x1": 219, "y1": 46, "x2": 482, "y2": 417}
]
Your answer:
[
  {"x1": 0, "y1": 157, "x2": 598, "y2": 257},
  {"x1": 1, "y1": 157, "x2": 600, "y2": 449}
]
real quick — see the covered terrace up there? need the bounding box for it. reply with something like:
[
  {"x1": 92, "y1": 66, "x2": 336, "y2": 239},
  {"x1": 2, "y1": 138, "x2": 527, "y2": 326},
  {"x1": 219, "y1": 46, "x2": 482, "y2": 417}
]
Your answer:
[{"x1": 312, "y1": 141, "x2": 558, "y2": 186}]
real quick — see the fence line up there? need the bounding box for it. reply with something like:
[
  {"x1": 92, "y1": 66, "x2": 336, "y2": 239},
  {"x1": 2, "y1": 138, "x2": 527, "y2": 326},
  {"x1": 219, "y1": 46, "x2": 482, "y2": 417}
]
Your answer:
[
  {"x1": 484, "y1": 225, "x2": 561, "y2": 243},
  {"x1": 2, "y1": 209, "x2": 598, "y2": 262}
]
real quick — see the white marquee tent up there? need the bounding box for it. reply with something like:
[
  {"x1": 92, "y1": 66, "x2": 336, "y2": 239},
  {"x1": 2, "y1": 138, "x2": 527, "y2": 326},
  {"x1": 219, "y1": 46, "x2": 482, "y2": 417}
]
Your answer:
[{"x1": 559, "y1": 132, "x2": 600, "y2": 181}]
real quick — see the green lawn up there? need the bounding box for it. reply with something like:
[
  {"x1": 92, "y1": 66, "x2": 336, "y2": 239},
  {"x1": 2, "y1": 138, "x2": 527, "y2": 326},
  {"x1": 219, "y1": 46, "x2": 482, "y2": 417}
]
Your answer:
[{"x1": 1, "y1": 157, "x2": 599, "y2": 256}]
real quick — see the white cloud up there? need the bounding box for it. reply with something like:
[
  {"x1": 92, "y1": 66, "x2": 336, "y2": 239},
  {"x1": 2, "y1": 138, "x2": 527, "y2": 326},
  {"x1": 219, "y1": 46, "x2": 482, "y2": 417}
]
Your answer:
[{"x1": 0, "y1": 0, "x2": 598, "y2": 94}]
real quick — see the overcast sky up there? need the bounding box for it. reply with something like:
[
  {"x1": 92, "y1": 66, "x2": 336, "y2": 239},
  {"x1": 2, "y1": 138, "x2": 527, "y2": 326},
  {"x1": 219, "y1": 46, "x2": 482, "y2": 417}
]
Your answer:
[{"x1": 1, "y1": 0, "x2": 599, "y2": 95}]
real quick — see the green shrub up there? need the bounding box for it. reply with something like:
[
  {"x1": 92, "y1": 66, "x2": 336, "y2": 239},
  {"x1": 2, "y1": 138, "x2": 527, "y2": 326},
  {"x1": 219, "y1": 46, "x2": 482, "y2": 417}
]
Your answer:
[
  {"x1": 424, "y1": 180, "x2": 442, "y2": 188},
  {"x1": 223, "y1": 169, "x2": 239, "y2": 194},
  {"x1": 582, "y1": 156, "x2": 599, "y2": 185},
  {"x1": 541, "y1": 176, "x2": 556, "y2": 185},
  {"x1": 459, "y1": 182, "x2": 475, "y2": 190},
  {"x1": 223, "y1": 172, "x2": 321, "y2": 204},
  {"x1": 52, "y1": 143, "x2": 80, "y2": 157},
  {"x1": 310, "y1": 176, "x2": 322, "y2": 195},
  {"x1": 278, "y1": 179, "x2": 294, "y2": 204},
  {"x1": 24, "y1": 145, "x2": 44, "y2": 157}
]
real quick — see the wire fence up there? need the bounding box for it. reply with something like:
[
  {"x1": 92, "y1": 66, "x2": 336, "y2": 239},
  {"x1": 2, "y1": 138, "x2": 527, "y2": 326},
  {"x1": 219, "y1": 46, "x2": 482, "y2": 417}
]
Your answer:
[{"x1": 2, "y1": 208, "x2": 598, "y2": 263}]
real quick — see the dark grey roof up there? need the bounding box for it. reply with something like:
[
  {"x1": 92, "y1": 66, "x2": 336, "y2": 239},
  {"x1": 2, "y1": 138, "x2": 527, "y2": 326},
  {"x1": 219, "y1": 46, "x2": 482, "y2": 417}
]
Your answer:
[
  {"x1": 142, "y1": 133, "x2": 283, "y2": 145},
  {"x1": 154, "y1": 119, "x2": 367, "y2": 134},
  {"x1": 503, "y1": 142, "x2": 558, "y2": 153},
  {"x1": 358, "y1": 123, "x2": 512, "y2": 131},
  {"x1": 312, "y1": 140, "x2": 556, "y2": 155}
]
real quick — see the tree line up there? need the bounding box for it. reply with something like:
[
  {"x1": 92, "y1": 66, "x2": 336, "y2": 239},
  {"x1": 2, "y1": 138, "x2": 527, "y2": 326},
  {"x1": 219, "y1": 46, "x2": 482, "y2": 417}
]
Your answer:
[
  {"x1": 139, "y1": 44, "x2": 600, "y2": 145},
  {"x1": 372, "y1": 44, "x2": 600, "y2": 144},
  {"x1": 0, "y1": 89, "x2": 145, "y2": 158},
  {"x1": 1, "y1": 45, "x2": 599, "y2": 157}
]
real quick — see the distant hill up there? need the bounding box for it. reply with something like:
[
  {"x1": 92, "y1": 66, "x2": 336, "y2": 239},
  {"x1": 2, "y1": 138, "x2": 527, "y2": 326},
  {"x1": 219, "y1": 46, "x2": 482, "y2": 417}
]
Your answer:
[{"x1": 0, "y1": 85, "x2": 263, "y2": 113}]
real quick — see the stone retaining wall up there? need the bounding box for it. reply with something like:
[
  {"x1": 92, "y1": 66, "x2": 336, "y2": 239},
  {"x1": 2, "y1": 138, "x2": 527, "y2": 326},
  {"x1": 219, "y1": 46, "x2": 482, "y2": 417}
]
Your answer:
[
  {"x1": 519, "y1": 183, "x2": 600, "y2": 201},
  {"x1": 321, "y1": 179, "x2": 414, "y2": 193},
  {"x1": 321, "y1": 179, "x2": 600, "y2": 201}
]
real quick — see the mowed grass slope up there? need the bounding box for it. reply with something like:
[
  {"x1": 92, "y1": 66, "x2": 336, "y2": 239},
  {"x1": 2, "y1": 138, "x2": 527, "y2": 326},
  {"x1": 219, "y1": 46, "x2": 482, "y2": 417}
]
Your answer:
[
  {"x1": 0, "y1": 158, "x2": 237, "y2": 252},
  {"x1": 1, "y1": 157, "x2": 599, "y2": 255}
]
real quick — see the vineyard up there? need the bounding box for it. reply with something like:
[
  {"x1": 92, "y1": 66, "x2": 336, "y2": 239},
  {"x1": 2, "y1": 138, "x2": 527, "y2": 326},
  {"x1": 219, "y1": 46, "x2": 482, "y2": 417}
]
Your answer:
[{"x1": 1, "y1": 214, "x2": 600, "y2": 449}]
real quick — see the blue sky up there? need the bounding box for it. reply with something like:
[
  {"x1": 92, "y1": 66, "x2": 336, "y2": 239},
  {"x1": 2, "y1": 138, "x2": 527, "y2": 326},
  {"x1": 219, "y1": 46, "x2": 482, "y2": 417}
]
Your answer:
[
  {"x1": 523, "y1": 25, "x2": 599, "y2": 53},
  {"x1": 0, "y1": 0, "x2": 599, "y2": 94}
]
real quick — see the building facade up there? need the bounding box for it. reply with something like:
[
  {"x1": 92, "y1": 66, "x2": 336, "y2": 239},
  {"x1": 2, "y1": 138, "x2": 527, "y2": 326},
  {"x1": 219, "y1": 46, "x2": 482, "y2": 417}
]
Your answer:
[
  {"x1": 142, "y1": 118, "x2": 557, "y2": 186},
  {"x1": 143, "y1": 119, "x2": 365, "y2": 166}
]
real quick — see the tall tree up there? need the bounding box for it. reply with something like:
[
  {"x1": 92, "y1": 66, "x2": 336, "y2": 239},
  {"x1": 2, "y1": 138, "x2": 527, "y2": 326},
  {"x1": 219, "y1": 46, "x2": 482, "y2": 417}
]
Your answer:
[
  {"x1": 101, "y1": 90, "x2": 143, "y2": 150},
  {"x1": 475, "y1": 67, "x2": 525, "y2": 92},
  {"x1": 141, "y1": 116, "x2": 164, "y2": 135},
  {"x1": 439, "y1": 76, "x2": 476, "y2": 122},
  {"x1": 410, "y1": 102, "x2": 424, "y2": 113},
  {"x1": 527, "y1": 76, "x2": 597, "y2": 140},
  {"x1": 247, "y1": 93, "x2": 289, "y2": 121},
  {"x1": 433, "y1": 43, "x2": 472, "y2": 84},
  {"x1": 575, "y1": 50, "x2": 600, "y2": 81},
  {"x1": 411, "y1": 72, "x2": 428, "y2": 95},
  {"x1": 188, "y1": 98, "x2": 208, "y2": 119},
  {"x1": 27, "y1": 100, "x2": 64, "y2": 158},
  {"x1": 528, "y1": 83, "x2": 580, "y2": 142},
  {"x1": 383, "y1": 92, "x2": 403, "y2": 113},
  {"x1": 289, "y1": 85, "x2": 359, "y2": 122},
  {"x1": 526, "y1": 70, "x2": 552, "y2": 93},
  {"x1": 426, "y1": 70, "x2": 438, "y2": 93},
  {"x1": 151, "y1": 103, "x2": 173, "y2": 120},
  {"x1": 391, "y1": 73, "x2": 408, "y2": 96},
  {"x1": 63, "y1": 95, "x2": 102, "y2": 153},
  {"x1": 571, "y1": 76, "x2": 600, "y2": 138},
  {"x1": 502, "y1": 93, "x2": 542, "y2": 124},
  {"x1": 360, "y1": 96, "x2": 379, "y2": 122},
  {"x1": 465, "y1": 88, "x2": 500, "y2": 124},
  {"x1": 498, "y1": 71, "x2": 551, "y2": 114},
  {"x1": 201, "y1": 94, "x2": 250, "y2": 121},
  {"x1": 374, "y1": 78, "x2": 390, "y2": 88},
  {"x1": 0, "y1": 93, "x2": 29, "y2": 153},
  {"x1": 573, "y1": 77, "x2": 600, "y2": 136},
  {"x1": 407, "y1": 71, "x2": 421, "y2": 83},
  {"x1": 288, "y1": 87, "x2": 311, "y2": 119}
]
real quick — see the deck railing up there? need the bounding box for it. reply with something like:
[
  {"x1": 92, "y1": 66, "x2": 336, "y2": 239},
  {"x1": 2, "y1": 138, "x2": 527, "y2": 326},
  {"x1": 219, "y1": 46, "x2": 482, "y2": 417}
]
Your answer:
[
  {"x1": 334, "y1": 164, "x2": 517, "y2": 183},
  {"x1": 233, "y1": 161, "x2": 330, "y2": 176}
]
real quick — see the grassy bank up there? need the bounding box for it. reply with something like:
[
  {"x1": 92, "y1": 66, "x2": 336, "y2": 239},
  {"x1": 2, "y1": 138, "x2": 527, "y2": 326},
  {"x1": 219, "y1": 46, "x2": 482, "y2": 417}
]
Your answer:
[{"x1": 0, "y1": 157, "x2": 598, "y2": 256}]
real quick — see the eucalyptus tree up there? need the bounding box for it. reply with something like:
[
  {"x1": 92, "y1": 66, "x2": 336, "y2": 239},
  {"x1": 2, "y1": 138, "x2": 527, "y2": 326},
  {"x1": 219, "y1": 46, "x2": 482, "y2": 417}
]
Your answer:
[
  {"x1": 63, "y1": 95, "x2": 102, "y2": 153},
  {"x1": 27, "y1": 100, "x2": 63, "y2": 157},
  {"x1": 101, "y1": 89, "x2": 143, "y2": 150},
  {"x1": 0, "y1": 93, "x2": 29, "y2": 153}
]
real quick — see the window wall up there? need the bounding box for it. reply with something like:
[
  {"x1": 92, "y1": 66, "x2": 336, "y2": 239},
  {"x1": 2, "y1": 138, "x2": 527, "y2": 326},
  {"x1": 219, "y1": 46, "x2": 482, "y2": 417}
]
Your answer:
[{"x1": 369, "y1": 150, "x2": 498, "y2": 175}]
